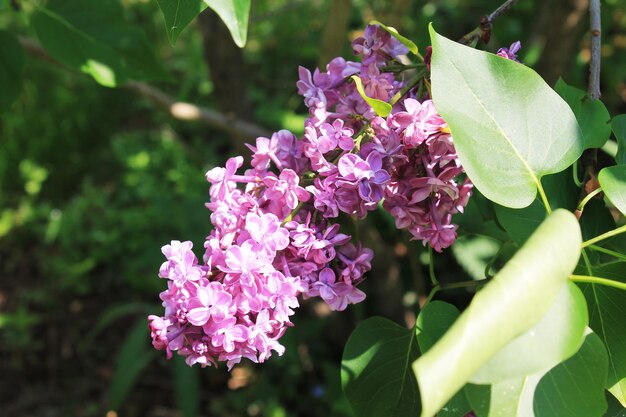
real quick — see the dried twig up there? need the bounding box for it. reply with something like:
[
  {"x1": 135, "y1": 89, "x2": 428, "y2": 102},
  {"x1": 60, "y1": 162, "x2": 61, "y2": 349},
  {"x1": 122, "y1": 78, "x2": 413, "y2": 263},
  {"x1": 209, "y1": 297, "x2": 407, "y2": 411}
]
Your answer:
[
  {"x1": 18, "y1": 37, "x2": 271, "y2": 141},
  {"x1": 588, "y1": 0, "x2": 602, "y2": 99}
]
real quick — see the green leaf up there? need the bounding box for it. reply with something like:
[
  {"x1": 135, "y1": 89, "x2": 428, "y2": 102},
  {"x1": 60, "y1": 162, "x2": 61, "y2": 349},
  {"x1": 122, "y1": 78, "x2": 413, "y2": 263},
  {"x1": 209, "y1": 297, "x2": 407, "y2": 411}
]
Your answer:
[
  {"x1": 370, "y1": 20, "x2": 419, "y2": 55},
  {"x1": 555, "y1": 79, "x2": 611, "y2": 150},
  {"x1": 413, "y1": 209, "x2": 582, "y2": 417},
  {"x1": 0, "y1": 30, "x2": 25, "y2": 111},
  {"x1": 606, "y1": 391, "x2": 626, "y2": 417},
  {"x1": 155, "y1": 0, "x2": 207, "y2": 44},
  {"x1": 470, "y1": 282, "x2": 588, "y2": 384},
  {"x1": 341, "y1": 317, "x2": 421, "y2": 417},
  {"x1": 108, "y1": 319, "x2": 158, "y2": 410},
  {"x1": 205, "y1": 0, "x2": 251, "y2": 48},
  {"x1": 416, "y1": 301, "x2": 461, "y2": 353},
  {"x1": 579, "y1": 262, "x2": 626, "y2": 407},
  {"x1": 172, "y1": 355, "x2": 200, "y2": 417},
  {"x1": 467, "y1": 331, "x2": 609, "y2": 417},
  {"x1": 32, "y1": 0, "x2": 166, "y2": 87},
  {"x1": 613, "y1": 115, "x2": 626, "y2": 165},
  {"x1": 416, "y1": 302, "x2": 472, "y2": 417},
  {"x1": 466, "y1": 376, "x2": 543, "y2": 417},
  {"x1": 351, "y1": 75, "x2": 392, "y2": 117},
  {"x1": 428, "y1": 25, "x2": 583, "y2": 209},
  {"x1": 495, "y1": 170, "x2": 579, "y2": 247},
  {"x1": 533, "y1": 331, "x2": 609, "y2": 417},
  {"x1": 156, "y1": 0, "x2": 250, "y2": 47},
  {"x1": 599, "y1": 165, "x2": 626, "y2": 216}
]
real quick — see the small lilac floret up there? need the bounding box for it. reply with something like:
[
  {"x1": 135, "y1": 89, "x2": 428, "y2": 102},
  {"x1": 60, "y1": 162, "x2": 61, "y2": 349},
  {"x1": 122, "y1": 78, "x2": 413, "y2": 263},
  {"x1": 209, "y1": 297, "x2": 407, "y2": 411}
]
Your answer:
[{"x1": 497, "y1": 41, "x2": 522, "y2": 62}]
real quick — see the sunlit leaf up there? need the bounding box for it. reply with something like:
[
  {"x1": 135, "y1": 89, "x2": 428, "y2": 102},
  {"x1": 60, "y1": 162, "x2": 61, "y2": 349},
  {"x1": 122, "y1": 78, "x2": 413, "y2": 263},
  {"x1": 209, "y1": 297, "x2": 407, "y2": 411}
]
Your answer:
[
  {"x1": 413, "y1": 210, "x2": 582, "y2": 417},
  {"x1": 351, "y1": 75, "x2": 392, "y2": 117},
  {"x1": 467, "y1": 331, "x2": 609, "y2": 417},
  {"x1": 416, "y1": 302, "x2": 472, "y2": 417},
  {"x1": 598, "y1": 165, "x2": 626, "y2": 216},
  {"x1": 470, "y1": 282, "x2": 588, "y2": 384},
  {"x1": 429, "y1": 25, "x2": 583, "y2": 208},
  {"x1": 341, "y1": 317, "x2": 420, "y2": 417}
]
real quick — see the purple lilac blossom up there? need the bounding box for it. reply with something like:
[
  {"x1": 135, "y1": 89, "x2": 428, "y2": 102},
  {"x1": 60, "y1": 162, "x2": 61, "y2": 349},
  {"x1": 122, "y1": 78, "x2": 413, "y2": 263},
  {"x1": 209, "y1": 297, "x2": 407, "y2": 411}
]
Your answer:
[{"x1": 149, "y1": 24, "x2": 477, "y2": 369}]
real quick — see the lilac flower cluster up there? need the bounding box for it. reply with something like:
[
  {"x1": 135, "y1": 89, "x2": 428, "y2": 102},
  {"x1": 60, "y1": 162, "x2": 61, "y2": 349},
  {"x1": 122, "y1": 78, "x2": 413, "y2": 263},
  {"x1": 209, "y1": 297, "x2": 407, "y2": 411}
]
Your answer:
[
  {"x1": 149, "y1": 24, "x2": 476, "y2": 369},
  {"x1": 296, "y1": 25, "x2": 472, "y2": 251}
]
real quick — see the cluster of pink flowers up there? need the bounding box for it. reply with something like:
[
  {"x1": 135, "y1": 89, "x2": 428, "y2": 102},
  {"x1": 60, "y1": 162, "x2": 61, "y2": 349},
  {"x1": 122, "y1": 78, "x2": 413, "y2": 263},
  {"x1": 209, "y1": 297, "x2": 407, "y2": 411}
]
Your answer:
[{"x1": 149, "y1": 24, "x2": 477, "y2": 369}]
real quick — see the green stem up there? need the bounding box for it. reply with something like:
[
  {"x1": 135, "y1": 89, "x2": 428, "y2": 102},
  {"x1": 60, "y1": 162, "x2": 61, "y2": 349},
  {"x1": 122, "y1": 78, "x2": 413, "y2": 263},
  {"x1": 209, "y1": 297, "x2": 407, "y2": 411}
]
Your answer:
[
  {"x1": 577, "y1": 187, "x2": 603, "y2": 214},
  {"x1": 536, "y1": 183, "x2": 553, "y2": 215},
  {"x1": 389, "y1": 72, "x2": 424, "y2": 107},
  {"x1": 588, "y1": 244, "x2": 626, "y2": 262},
  {"x1": 581, "y1": 248, "x2": 594, "y2": 276},
  {"x1": 428, "y1": 245, "x2": 439, "y2": 286},
  {"x1": 582, "y1": 224, "x2": 626, "y2": 248},
  {"x1": 570, "y1": 275, "x2": 626, "y2": 291},
  {"x1": 282, "y1": 201, "x2": 304, "y2": 225},
  {"x1": 572, "y1": 162, "x2": 583, "y2": 187},
  {"x1": 440, "y1": 278, "x2": 490, "y2": 291}
]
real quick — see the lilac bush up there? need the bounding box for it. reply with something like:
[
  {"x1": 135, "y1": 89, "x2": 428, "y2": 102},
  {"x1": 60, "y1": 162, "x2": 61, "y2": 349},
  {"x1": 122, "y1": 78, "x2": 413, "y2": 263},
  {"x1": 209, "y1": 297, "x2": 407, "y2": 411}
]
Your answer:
[{"x1": 148, "y1": 24, "x2": 474, "y2": 369}]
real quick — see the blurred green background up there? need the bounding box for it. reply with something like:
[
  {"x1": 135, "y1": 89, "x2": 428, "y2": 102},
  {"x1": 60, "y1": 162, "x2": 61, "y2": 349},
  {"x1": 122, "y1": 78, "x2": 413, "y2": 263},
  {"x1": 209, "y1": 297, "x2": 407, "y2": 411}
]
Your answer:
[{"x1": 1, "y1": 0, "x2": 625, "y2": 416}]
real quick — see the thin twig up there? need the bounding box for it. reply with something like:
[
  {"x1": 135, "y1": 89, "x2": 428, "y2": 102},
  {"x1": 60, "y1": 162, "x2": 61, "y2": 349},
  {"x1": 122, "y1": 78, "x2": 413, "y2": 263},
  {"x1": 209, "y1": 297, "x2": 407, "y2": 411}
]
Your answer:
[
  {"x1": 459, "y1": 0, "x2": 521, "y2": 45},
  {"x1": 487, "y1": 0, "x2": 520, "y2": 24},
  {"x1": 588, "y1": 0, "x2": 602, "y2": 99},
  {"x1": 18, "y1": 37, "x2": 271, "y2": 141}
]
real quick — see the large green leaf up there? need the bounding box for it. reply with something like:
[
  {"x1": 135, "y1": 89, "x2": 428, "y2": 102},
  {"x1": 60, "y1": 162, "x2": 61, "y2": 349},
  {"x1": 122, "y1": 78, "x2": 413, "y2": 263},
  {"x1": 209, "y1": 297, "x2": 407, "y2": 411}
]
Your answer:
[
  {"x1": 467, "y1": 331, "x2": 609, "y2": 417},
  {"x1": 579, "y1": 262, "x2": 626, "y2": 407},
  {"x1": 156, "y1": 0, "x2": 250, "y2": 47},
  {"x1": 0, "y1": 30, "x2": 24, "y2": 111},
  {"x1": 555, "y1": 79, "x2": 611, "y2": 150},
  {"x1": 416, "y1": 302, "x2": 472, "y2": 417},
  {"x1": 32, "y1": 0, "x2": 166, "y2": 87},
  {"x1": 413, "y1": 209, "x2": 582, "y2": 417},
  {"x1": 466, "y1": 376, "x2": 543, "y2": 417},
  {"x1": 429, "y1": 25, "x2": 583, "y2": 209},
  {"x1": 533, "y1": 331, "x2": 609, "y2": 417},
  {"x1": 341, "y1": 317, "x2": 420, "y2": 417},
  {"x1": 612, "y1": 115, "x2": 626, "y2": 165},
  {"x1": 599, "y1": 165, "x2": 626, "y2": 216},
  {"x1": 470, "y1": 282, "x2": 588, "y2": 384}
]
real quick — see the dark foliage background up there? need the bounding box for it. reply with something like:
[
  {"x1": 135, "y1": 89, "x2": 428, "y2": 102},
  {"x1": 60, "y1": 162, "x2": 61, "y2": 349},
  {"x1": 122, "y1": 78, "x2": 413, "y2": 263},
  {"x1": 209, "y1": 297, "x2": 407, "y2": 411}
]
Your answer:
[{"x1": 1, "y1": 0, "x2": 625, "y2": 416}]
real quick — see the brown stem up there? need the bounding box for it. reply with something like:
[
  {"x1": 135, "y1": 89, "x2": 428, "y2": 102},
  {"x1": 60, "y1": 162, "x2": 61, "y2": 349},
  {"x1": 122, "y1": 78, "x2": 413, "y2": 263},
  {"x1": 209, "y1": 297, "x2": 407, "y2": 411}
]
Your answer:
[
  {"x1": 459, "y1": 0, "x2": 521, "y2": 45},
  {"x1": 588, "y1": 0, "x2": 601, "y2": 99}
]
